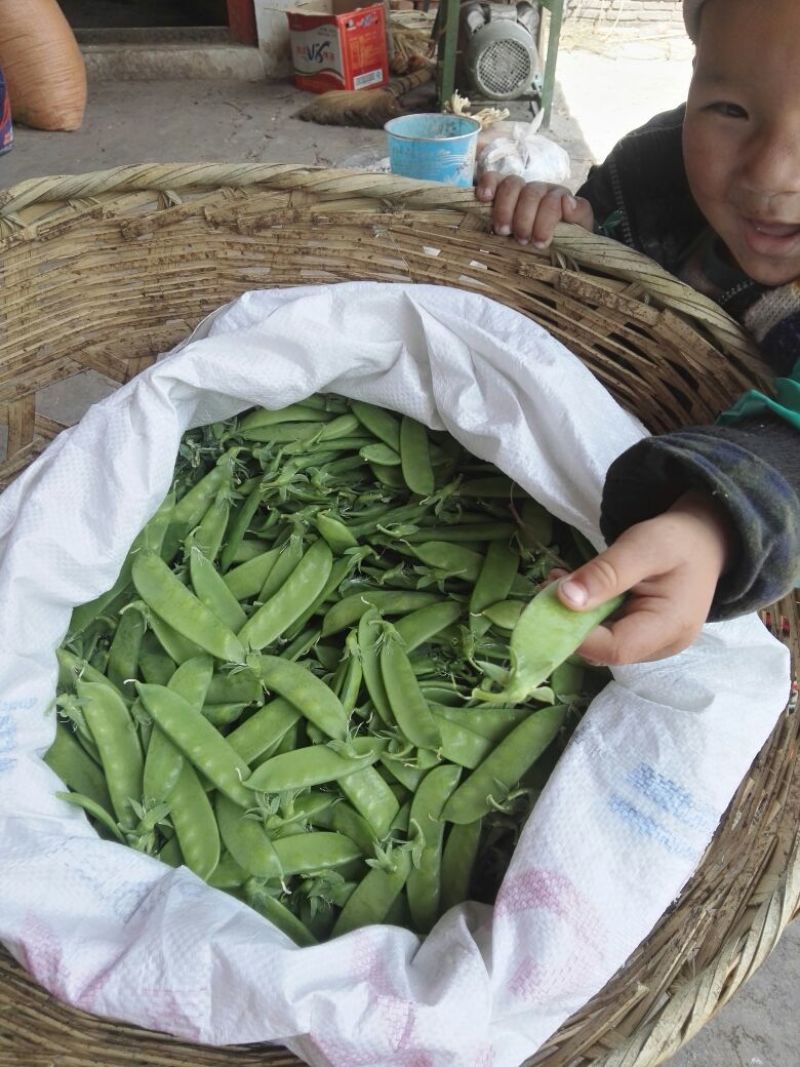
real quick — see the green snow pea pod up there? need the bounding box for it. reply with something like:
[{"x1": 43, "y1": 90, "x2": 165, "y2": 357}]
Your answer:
[
  {"x1": 357, "y1": 608, "x2": 393, "y2": 725},
  {"x1": 431, "y1": 714, "x2": 494, "y2": 770},
  {"x1": 369, "y1": 461, "x2": 407, "y2": 488},
  {"x1": 403, "y1": 541, "x2": 484, "y2": 582},
  {"x1": 44, "y1": 724, "x2": 113, "y2": 813},
  {"x1": 332, "y1": 846, "x2": 413, "y2": 937},
  {"x1": 402, "y1": 523, "x2": 517, "y2": 544},
  {"x1": 239, "y1": 404, "x2": 333, "y2": 430},
  {"x1": 202, "y1": 702, "x2": 249, "y2": 727},
  {"x1": 392, "y1": 600, "x2": 463, "y2": 653},
  {"x1": 232, "y1": 538, "x2": 272, "y2": 564},
  {"x1": 223, "y1": 547, "x2": 281, "y2": 601},
  {"x1": 215, "y1": 793, "x2": 282, "y2": 880},
  {"x1": 440, "y1": 819, "x2": 483, "y2": 913},
  {"x1": 106, "y1": 606, "x2": 147, "y2": 697},
  {"x1": 168, "y1": 654, "x2": 215, "y2": 710},
  {"x1": 406, "y1": 763, "x2": 462, "y2": 933},
  {"x1": 207, "y1": 851, "x2": 248, "y2": 889},
  {"x1": 247, "y1": 654, "x2": 349, "y2": 741},
  {"x1": 189, "y1": 548, "x2": 247, "y2": 633},
  {"x1": 334, "y1": 631, "x2": 363, "y2": 716},
  {"x1": 359, "y1": 443, "x2": 401, "y2": 467},
  {"x1": 257, "y1": 529, "x2": 304, "y2": 602},
  {"x1": 138, "y1": 633, "x2": 177, "y2": 685},
  {"x1": 167, "y1": 760, "x2": 220, "y2": 880},
  {"x1": 475, "y1": 581, "x2": 622, "y2": 704},
  {"x1": 224, "y1": 697, "x2": 301, "y2": 764},
  {"x1": 550, "y1": 660, "x2": 585, "y2": 701},
  {"x1": 314, "y1": 510, "x2": 359, "y2": 554},
  {"x1": 284, "y1": 435, "x2": 374, "y2": 458},
  {"x1": 244, "y1": 737, "x2": 384, "y2": 792},
  {"x1": 132, "y1": 551, "x2": 246, "y2": 664},
  {"x1": 239, "y1": 421, "x2": 328, "y2": 444},
  {"x1": 162, "y1": 447, "x2": 239, "y2": 561},
  {"x1": 400, "y1": 415, "x2": 435, "y2": 497},
  {"x1": 350, "y1": 400, "x2": 401, "y2": 451},
  {"x1": 136, "y1": 683, "x2": 252, "y2": 808},
  {"x1": 379, "y1": 755, "x2": 428, "y2": 794},
  {"x1": 205, "y1": 668, "x2": 263, "y2": 706},
  {"x1": 442, "y1": 703, "x2": 567, "y2": 824},
  {"x1": 77, "y1": 680, "x2": 143, "y2": 830},
  {"x1": 433, "y1": 703, "x2": 530, "y2": 744},
  {"x1": 220, "y1": 481, "x2": 268, "y2": 572},
  {"x1": 187, "y1": 486, "x2": 231, "y2": 563},
  {"x1": 142, "y1": 605, "x2": 207, "y2": 665},
  {"x1": 56, "y1": 791, "x2": 125, "y2": 843},
  {"x1": 282, "y1": 547, "x2": 373, "y2": 643},
  {"x1": 57, "y1": 647, "x2": 124, "y2": 697},
  {"x1": 243, "y1": 879, "x2": 318, "y2": 947},
  {"x1": 238, "y1": 539, "x2": 333, "y2": 652},
  {"x1": 143, "y1": 655, "x2": 213, "y2": 802},
  {"x1": 338, "y1": 763, "x2": 400, "y2": 840},
  {"x1": 311, "y1": 802, "x2": 377, "y2": 856},
  {"x1": 57, "y1": 695, "x2": 101, "y2": 763},
  {"x1": 380, "y1": 634, "x2": 441, "y2": 750},
  {"x1": 480, "y1": 600, "x2": 524, "y2": 631},
  {"x1": 321, "y1": 590, "x2": 440, "y2": 637},
  {"x1": 470, "y1": 540, "x2": 520, "y2": 617},
  {"x1": 272, "y1": 831, "x2": 364, "y2": 875}
]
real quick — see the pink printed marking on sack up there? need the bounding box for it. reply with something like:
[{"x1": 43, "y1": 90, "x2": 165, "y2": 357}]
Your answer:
[
  {"x1": 18, "y1": 913, "x2": 69, "y2": 996},
  {"x1": 496, "y1": 868, "x2": 607, "y2": 999}
]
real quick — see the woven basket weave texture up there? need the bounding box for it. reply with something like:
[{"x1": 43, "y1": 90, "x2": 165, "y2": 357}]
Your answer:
[{"x1": 0, "y1": 164, "x2": 797, "y2": 1067}]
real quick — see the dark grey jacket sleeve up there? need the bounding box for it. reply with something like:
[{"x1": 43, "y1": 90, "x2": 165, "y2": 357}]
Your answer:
[{"x1": 600, "y1": 416, "x2": 800, "y2": 618}]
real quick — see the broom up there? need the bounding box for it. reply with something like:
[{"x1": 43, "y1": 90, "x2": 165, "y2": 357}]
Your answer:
[{"x1": 294, "y1": 66, "x2": 434, "y2": 129}]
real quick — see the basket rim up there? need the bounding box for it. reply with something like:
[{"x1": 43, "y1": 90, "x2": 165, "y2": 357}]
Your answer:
[{"x1": 0, "y1": 162, "x2": 761, "y2": 370}]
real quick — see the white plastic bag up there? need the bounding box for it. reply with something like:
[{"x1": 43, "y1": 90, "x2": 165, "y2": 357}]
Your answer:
[
  {"x1": 0, "y1": 282, "x2": 790, "y2": 1067},
  {"x1": 476, "y1": 117, "x2": 571, "y2": 184}
]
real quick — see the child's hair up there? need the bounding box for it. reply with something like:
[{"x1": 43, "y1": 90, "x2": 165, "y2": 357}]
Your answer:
[{"x1": 683, "y1": 0, "x2": 705, "y2": 41}]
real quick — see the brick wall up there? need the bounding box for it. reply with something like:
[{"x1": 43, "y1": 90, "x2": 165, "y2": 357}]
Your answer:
[{"x1": 561, "y1": 0, "x2": 686, "y2": 44}]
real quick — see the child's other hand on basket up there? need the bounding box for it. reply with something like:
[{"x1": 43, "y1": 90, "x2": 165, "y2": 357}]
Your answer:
[
  {"x1": 476, "y1": 173, "x2": 594, "y2": 248},
  {"x1": 550, "y1": 491, "x2": 734, "y2": 665}
]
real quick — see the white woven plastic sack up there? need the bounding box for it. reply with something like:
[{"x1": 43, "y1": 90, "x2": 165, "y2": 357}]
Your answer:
[{"x1": 0, "y1": 282, "x2": 790, "y2": 1067}]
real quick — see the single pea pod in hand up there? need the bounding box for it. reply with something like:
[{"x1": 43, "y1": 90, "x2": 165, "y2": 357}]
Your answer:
[{"x1": 476, "y1": 580, "x2": 623, "y2": 705}]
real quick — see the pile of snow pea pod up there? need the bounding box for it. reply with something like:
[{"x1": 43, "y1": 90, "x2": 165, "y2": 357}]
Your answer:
[{"x1": 46, "y1": 395, "x2": 613, "y2": 944}]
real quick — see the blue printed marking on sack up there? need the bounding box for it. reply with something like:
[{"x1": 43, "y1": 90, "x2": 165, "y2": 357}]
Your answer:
[
  {"x1": 627, "y1": 763, "x2": 714, "y2": 832},
  {"x1": 608, "y1": 794, "x2": 696, "y2": 860},
  {"x1": 0, "y1": 714, "x2": 16, "y2": 774}
]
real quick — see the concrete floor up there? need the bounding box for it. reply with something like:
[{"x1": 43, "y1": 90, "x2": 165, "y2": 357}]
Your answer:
[{"x1": 1, "y1": 34, "x2": 798, "y2": 1067}]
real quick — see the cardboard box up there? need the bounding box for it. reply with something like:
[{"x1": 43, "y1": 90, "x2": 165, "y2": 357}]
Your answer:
[{"x1": 287, "y1": 0, "x2": 389, "y2": 93}]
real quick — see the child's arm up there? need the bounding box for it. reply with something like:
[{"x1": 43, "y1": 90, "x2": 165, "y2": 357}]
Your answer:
[
  {"x1": 475, "y1": 172, "x2": 594, "y2": 246},
  {"x1": 558, "y1": 415, "x2": 800, "y2": 664}
]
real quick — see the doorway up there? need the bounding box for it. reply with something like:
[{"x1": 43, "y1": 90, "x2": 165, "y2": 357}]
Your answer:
[{"x1": 58, "y1": 2, "x2": 258, "y2": 44}]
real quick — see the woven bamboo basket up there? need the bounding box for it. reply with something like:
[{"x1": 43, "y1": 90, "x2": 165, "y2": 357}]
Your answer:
[{"x1": 0, "y1": 163, "x2": 798, "y2": 1067}]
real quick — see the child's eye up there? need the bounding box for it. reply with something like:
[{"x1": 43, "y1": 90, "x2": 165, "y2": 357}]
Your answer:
[{"x1": 707, "y1": 101, "x2": 748, "y2": 119}]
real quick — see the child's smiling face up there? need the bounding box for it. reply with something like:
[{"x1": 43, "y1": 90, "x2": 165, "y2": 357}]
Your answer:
[{"x1": 683, "y1": 0, "x2": 800, "y2": 287}]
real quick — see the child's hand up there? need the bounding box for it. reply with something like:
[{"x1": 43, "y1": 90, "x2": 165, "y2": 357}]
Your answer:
[
  {"x1": 552, "y1": 491, "x2": 733, "y2": 665},
  {"x1": 476, "y1": 172, "x2": 594, "y2": 248}
]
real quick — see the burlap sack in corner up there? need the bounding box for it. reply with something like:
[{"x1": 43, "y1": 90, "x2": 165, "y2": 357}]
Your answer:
[{"x1": 0, "y1": 0, "x2": 87, "y2": 132}]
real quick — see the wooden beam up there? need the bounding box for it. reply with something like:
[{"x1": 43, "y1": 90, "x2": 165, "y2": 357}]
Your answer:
[{"x1": 227, "y1": 0, "x2": 258, "y2": 45}]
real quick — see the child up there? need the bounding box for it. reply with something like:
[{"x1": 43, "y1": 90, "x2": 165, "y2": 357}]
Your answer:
[{"x1": 477, "y1": 0, "x2": 800, "y2": 666}]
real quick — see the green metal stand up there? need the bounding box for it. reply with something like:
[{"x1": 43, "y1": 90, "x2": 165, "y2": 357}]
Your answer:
[
  {"x1": 436, "y1": 0, "x2": 564, "y2": 128},
  {"x1": 538, "y1": 0, "x2": 563, "y2": 128}
]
